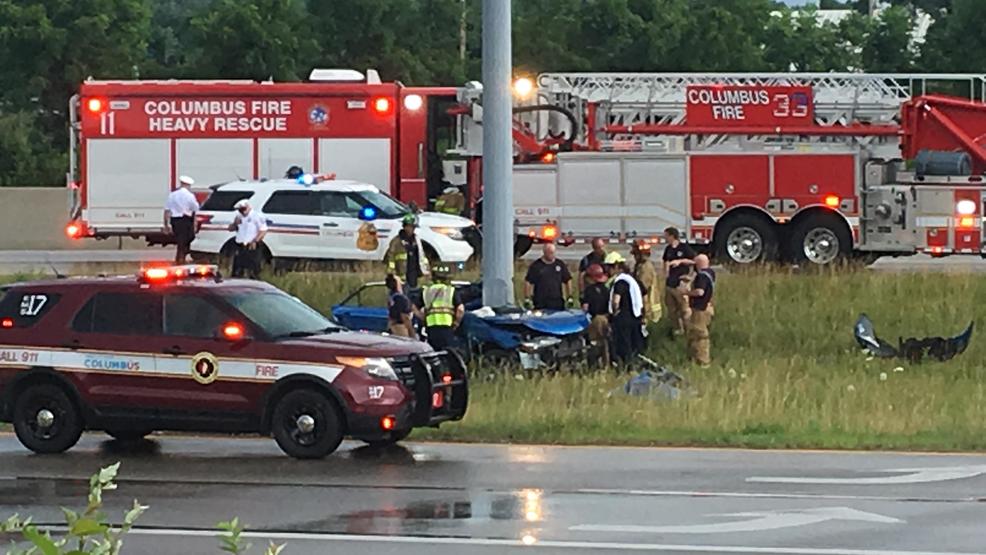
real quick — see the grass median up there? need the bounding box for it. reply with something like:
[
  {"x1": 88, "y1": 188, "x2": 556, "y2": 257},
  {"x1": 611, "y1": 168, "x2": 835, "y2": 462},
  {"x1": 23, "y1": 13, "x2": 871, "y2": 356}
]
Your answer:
[
  {"x1": 3, "y1": 265, "x2": 985, "y2": 451},
  {"x1": 271, "y1": 265, "x2": 986, "y2": 452}
]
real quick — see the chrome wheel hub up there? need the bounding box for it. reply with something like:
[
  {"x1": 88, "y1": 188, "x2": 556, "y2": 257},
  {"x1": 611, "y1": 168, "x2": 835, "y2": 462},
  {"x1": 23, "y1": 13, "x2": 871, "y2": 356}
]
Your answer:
[
  {"x1": 726, "y1": 226, "x2": 763, "y2": 263},
  {"x1": 296, "y1": 414, "x2": 316, "y2": 434},
  {"x1": 803, "y1": 228, "x2": 840, "y2": 265},
  {"x1": 35, "y1": 409, "x2": 55, "y2": 429}
]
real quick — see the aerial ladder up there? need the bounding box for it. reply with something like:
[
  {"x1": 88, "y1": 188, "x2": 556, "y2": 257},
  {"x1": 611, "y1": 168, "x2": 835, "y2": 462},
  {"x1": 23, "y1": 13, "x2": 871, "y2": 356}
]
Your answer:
[{"x1": 519, "y1": 72, "x2": 986, "y2": 156}]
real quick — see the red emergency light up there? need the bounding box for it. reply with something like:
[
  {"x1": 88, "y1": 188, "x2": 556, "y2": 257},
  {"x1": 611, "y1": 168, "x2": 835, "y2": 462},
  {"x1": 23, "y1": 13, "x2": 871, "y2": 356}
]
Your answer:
[
  {"x1": 824, "y1": 195, "x2": 840, "y2": 208},
  {"x1": 139, "y1": 264, "x2": 220, "y2": 283},
  {"x1": 65, "y1": 222, "x2": 83, "y2": 239},
  {"x1": 380, "y1": 415, "x2": 396, "y2": 431},
  {"x1": 1, "y1": 318, "x2": 14, "y2": 329},
  {"x1": 372, "y1": 97, "x2": 393, "y2": 115},
  {"x1": 222, "y1": 322, "x2": 245, "y2": 340},
  {"x1": 86, "y1": 97, "x2": 106, "y2": 113}
]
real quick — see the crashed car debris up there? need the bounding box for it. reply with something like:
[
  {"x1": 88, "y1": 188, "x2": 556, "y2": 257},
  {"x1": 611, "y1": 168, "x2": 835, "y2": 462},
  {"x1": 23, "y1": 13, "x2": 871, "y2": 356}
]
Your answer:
[
  {"x1": 332, "y1": 281, "x2": 589, "y2": 370},
  {"x1": 854, "y1": 314, "x2": 973, "y2": 363}
]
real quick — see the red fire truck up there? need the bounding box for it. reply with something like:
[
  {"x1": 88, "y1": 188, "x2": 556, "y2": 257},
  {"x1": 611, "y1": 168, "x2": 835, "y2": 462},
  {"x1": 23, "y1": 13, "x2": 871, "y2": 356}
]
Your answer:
[{"x1": 68, "y1": 70, "x2": 986, "y2": 265}]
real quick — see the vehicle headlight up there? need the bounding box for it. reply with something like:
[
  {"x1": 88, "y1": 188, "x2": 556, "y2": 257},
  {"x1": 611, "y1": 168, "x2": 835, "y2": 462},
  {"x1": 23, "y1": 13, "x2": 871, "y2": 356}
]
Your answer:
[
  {"x1": 430, "y1": 226, "x2": 464, "y2": 240},
  {"x1": 337, "y1": 356, "x2": 398, "y2": 381}
]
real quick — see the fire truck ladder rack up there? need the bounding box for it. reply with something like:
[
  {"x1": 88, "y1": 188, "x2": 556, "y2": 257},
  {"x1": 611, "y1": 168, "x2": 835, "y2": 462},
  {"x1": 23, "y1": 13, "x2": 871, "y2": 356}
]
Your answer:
[{"x1": 530, "y1": 72, "x2": 986, "y2": 151}]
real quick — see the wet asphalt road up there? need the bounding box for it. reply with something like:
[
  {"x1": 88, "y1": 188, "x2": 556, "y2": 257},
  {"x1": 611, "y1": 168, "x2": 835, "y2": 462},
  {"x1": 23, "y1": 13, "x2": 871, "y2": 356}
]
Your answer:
[{"x1": 2, "y1": 434, "x2": 986, "y2": 554}]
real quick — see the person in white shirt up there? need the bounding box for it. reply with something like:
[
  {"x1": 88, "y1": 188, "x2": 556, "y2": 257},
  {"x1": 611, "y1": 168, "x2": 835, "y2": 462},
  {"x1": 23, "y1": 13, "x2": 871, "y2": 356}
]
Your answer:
[
  {"x1": 228, "y1": 199, "x2": 268, "y2": 279},
  {"x1": 164, "y1": 175, "x2": 200, "y2": 264}
]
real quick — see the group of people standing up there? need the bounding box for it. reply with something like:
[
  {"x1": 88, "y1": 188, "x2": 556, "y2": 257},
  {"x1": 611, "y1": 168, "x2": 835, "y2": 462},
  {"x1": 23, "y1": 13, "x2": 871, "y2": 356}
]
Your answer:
[
  {"x1": 383, "y1": 214, "x2": 465, "y2": 354},
  {"x1": 523, "y1": 227, "x2": 716, "y2": 368},
  {"x1": 164, "y1": 175, "x2": 268, "y2": 279}
]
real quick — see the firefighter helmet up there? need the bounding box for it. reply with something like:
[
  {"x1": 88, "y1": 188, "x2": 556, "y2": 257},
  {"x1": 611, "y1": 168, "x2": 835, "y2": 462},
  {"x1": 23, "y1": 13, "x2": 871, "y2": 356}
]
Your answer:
[
  {"x1": 433, "y1": 264, "x2": 452, "y2": 280},
  {"x1": 401, "y1": 213, "x2": 418, "y2": 227},
  {"x1": 631, "y1": 239, "x2": 651, "y2": 255},
  {"x1": 604, "y1": 251, "x2": 626, "y2": 265}
]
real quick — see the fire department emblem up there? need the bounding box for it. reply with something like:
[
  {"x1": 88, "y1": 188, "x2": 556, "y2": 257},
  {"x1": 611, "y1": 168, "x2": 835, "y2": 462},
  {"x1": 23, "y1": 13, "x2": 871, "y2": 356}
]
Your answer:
[
  {"x1": 190, "y1": 352, "x2": 219, "y2": 385},
  {"x1": 356, "y1": 222, "x2": 379, "y2": 251},
  {"x1": 308, "y1": 105, "x2": 329, "y2": 126}
]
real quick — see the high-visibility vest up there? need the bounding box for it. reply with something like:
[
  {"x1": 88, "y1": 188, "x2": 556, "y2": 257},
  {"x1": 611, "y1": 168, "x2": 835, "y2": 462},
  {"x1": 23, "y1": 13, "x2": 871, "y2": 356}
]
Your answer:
[{"x1": 423, "y1": 284, "x2": 455, "y2": 327}]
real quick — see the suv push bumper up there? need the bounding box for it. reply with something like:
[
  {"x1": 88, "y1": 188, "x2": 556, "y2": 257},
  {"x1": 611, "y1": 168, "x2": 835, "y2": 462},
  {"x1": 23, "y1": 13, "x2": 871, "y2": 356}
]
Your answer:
[{"x1": 392, "y1": 351, "x2": 468, "y2": 427}]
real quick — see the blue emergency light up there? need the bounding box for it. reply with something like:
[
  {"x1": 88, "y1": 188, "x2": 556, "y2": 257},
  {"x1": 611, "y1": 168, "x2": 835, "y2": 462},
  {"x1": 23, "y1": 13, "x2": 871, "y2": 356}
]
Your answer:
[
  {"x1": 359, "y1": 206, "x2": 378, "y2": 221},
  {"x1": 297, "y1": 173, "x2": 315, "y2": 186}
]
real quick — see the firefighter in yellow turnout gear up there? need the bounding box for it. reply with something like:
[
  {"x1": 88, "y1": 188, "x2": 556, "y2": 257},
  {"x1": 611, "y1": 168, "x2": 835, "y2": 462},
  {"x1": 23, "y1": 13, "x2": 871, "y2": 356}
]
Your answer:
[
  {"x1": 686, "y1": 254, "x2": 716, "y2": 367},
  {"x1": 631, "y1": 240, "x2": 662, "y2": 323},
  {"x1": 385, "y1": 213, "x2": 431, "y2": 289},
  {"x1": 433, "y1": 186, "x2": 466, "y2": 216},
  {"x1": 422, "y1": 265, "x2": 464, "y2": 352}
]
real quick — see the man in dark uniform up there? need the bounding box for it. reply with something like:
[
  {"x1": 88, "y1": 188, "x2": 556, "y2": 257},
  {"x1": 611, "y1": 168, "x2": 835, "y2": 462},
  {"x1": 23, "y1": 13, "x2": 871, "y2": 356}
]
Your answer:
[
  {"x1": 686, "y1": 254, "x2": 716, "y2": 367},
  {"x1": 385, "y1": 274, "x2": 417, "y2": 339},
  {"x1": 523, "y1": 243, "x2": 573, "y2": 310},
  {"x1": 662, "y1": 226, "x2": 696, "y2": 337},
  {"x1": 606, "y1": 251, "x2": 644, "y2": 364},
  {"x1": 580, "y1": 263, "x2": 611, "y2": 366},
  {"x1": 577, "y1": 238, "x2": 607, "y2": 292}
]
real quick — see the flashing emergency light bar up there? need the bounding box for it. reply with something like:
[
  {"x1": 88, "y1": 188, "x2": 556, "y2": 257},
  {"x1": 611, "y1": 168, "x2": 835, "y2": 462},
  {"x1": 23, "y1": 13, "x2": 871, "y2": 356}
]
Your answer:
[{"x1": 139, "y1": 264, "x2": 221, "y2": 284}]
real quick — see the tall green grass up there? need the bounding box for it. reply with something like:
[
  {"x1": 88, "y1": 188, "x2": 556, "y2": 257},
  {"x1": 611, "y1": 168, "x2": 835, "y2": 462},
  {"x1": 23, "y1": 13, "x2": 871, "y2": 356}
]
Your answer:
[
  {"x1": 275, "y1": 266, "x2": 986, "y2": 451},
  {"x1": 4, "y1": 265, "x2": 984, "y2": 450}
]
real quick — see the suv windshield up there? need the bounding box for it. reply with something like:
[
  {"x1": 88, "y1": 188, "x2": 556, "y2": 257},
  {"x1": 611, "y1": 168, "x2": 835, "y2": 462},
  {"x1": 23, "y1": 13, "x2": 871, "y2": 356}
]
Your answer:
[
  {"x1": 225, "y1": 291, "x2": 343, "y2": 338},
  {"x1": 353, "y1": 190, "x2": 409, "y2": 219}
]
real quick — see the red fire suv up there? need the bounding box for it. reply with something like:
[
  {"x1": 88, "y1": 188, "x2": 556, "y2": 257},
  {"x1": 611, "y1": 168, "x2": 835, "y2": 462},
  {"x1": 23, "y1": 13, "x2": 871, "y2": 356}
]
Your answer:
[{"x1": 0, "y1": 266, "x2": 467, "y2": 459}]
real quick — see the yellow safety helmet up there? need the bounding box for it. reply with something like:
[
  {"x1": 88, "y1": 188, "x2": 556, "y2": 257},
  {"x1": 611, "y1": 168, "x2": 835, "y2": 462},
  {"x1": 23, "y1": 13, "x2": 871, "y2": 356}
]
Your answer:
[{"x1": 604, "y1": 251, "x2": 625, "y2": 265}]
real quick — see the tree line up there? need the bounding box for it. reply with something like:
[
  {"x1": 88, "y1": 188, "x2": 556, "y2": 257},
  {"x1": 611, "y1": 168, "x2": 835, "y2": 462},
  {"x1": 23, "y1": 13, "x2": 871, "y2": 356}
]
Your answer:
[{"x1": 0, "y1": 0, "x2": 982, "y2": 186}]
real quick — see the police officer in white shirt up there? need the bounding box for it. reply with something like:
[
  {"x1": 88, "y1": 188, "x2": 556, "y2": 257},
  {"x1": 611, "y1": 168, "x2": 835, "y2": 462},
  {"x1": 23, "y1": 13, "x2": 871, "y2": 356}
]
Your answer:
[
  {"x1": 228, "y1": 199, "x2": 268, "y2": 279},
  {"x1": 164, "y1": 175, "x2": 200, "y2": 264}
]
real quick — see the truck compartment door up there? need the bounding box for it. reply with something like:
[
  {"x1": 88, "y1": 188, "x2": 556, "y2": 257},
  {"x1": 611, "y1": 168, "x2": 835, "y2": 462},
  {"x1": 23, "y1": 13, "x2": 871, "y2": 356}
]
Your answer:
[
  {"x1": 85, "y1": 138, "x2": 170, "y2": 231},
  {"x1": 860, "y1": 164, "x2": 917, "y2": 252},
  {"x1": 318, "y1": 139, "x2": 391, "y2": 193},
  {"x1": 622, "y1": 157, "x2": 688, "y2": 237}
]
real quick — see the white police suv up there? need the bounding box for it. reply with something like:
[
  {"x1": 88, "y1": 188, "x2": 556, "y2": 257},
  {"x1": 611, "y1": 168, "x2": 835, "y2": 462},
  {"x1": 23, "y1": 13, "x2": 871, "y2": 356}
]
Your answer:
[{"x1": 191, "y1": 176, "x2": 477, "y2": 265}]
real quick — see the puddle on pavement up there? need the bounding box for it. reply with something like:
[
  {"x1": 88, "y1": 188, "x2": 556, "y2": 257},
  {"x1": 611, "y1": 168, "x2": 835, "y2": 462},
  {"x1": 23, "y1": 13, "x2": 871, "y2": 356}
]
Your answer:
[{"x1": 288, "y1": 488, "x2": 546, "y2": 535}]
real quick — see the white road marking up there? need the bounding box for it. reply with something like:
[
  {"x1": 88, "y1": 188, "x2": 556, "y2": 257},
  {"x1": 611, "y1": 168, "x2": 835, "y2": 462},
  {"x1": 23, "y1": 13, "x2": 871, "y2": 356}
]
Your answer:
[
  {"x1": 748, "y1": 465, "x2": 986, "y2": 485},
  {"x1": 570, "y1": 507, "x2": 901, "y2": 535},
  {"x1": 575, "y1": 488, "x2": 977, "y2": 502},
  {"x1": 103, "y1": 527, "x2": 978, "y2": 555}
]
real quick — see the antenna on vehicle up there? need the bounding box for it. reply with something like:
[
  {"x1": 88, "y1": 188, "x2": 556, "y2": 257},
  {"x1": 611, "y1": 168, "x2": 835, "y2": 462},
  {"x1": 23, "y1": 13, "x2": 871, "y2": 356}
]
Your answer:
[{"x1": 45, "y1": 256, "x2": 66, "y2": 280}]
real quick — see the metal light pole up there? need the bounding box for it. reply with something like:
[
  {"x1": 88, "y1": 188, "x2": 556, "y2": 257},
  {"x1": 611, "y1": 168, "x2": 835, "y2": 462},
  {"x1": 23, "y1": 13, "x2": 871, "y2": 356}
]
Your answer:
[{"x1": 481, "y1": 0, "x2": 514, "y2": 307}]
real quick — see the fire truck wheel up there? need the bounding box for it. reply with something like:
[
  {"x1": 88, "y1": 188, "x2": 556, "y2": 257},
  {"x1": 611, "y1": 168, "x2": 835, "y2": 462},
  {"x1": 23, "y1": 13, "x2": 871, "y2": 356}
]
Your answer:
[
  {"x1": 790, "y1": 213, "x2": 851, "y2": 266},
  {"x1": 271, "y1": 389, "x2": 344, "y2": 459},
  {"x1": 715, "y1": 214, "x2": 778, "y2": 264},
  {"x1": 13, "y1": 383, "x2": 84, "y2": 455}
]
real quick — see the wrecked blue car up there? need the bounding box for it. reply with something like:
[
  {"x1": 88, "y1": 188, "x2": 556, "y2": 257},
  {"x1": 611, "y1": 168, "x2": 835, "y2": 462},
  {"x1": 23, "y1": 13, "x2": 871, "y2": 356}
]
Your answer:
[{"x1": 332, "y1": 281, "x2": 589, "y2": 369}]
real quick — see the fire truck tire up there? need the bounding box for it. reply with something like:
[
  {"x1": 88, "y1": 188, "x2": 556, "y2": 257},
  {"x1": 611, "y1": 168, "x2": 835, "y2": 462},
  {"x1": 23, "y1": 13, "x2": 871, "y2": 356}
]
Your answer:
[
  {"x1": 714, "y1": 214, "x2": 778, "y2": 264},
  {"x1": 271, "y1": 389, "x2": 344, "y2": 459},
  {"x1": 13, "y1": 383, "x2": 84, "y2": 454},
  {"x1": 789, "y1": 213, "x2": 852, "y2": 266}
]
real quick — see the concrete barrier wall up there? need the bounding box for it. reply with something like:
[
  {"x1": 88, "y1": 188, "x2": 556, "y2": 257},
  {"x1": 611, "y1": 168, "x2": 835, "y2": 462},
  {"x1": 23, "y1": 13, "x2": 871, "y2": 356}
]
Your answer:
[{"x1": 0, "y1": 188, "x2": 149, "y2": 250}]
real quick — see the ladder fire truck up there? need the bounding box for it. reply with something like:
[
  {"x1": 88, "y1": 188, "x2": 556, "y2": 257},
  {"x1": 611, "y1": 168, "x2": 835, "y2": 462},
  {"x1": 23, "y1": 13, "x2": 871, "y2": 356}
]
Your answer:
[{"x1": 69, "y1": 70, "x2": 986, "y2": 264}]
